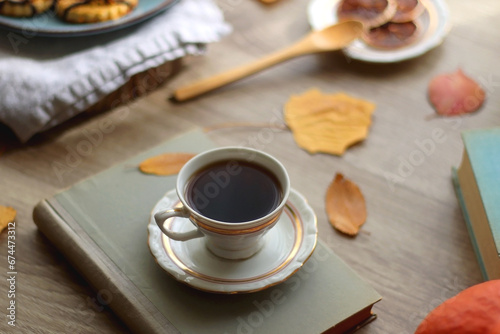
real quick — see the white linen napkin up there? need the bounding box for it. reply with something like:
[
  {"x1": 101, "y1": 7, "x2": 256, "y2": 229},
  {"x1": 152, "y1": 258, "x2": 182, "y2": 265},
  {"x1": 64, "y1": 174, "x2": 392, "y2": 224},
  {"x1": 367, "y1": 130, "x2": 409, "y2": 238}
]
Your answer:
[{"x1": 0, "y1": 0, "x2": 231, "y2": 142}]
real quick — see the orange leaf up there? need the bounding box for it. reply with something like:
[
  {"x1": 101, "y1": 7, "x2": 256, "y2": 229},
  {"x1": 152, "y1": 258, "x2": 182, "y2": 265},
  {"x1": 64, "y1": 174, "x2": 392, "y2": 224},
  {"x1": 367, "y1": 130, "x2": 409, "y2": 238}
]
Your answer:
[
  {"x1": 284, "y1": 89, "x2": 375, "y2": 155},
  {"x1": 325, "y1": 173, "x2": 367, "y2": 236},
  {"x1": 139, "y1": 153, "x2": 196, "y2": 176},
  {"x1": 0, "y1": 206, "x2": 16, "y2": 232},
  {"x1": 257, "y1": 0, "x2": 280, "y2": 4},
  {"x1": 428, "y1": 68, "x2": 486, "y2": 116}
]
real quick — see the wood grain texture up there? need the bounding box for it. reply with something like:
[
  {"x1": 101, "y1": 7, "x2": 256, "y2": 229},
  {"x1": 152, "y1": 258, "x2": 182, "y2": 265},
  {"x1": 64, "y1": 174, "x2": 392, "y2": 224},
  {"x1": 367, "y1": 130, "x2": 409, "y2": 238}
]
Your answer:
[{"x1": 0, "y1": 0, "x2": 499, "y2": 332}]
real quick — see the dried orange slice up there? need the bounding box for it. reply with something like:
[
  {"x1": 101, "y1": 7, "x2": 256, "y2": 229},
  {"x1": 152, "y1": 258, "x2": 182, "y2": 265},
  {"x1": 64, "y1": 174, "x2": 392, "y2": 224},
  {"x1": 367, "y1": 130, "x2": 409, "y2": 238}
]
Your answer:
[
  {"x1": 336, "y1": 0, "x2": 396, "y2": 28},
  {"x1": 362, "y1": 21, "x2": 420, "y2": 49},
  {"x1": 392, "y1": 0, "x2": 425, "y2": 23}
]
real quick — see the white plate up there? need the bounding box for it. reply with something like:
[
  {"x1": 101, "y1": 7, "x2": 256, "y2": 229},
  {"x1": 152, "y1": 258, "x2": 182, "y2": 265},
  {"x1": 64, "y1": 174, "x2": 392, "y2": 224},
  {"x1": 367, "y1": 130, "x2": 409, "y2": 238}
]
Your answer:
[
  {"x1": 307, "y1": 0, "x2": 451, "y2": 63},
  {"x1": 148, "y1": 188, "x2": 318, "y2": 294}
]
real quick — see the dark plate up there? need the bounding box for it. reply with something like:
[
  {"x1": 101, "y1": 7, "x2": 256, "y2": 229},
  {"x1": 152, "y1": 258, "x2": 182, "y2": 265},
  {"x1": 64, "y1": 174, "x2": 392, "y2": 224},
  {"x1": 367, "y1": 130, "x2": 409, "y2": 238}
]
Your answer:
[{"x1": 0, "y1": 0, "x2": 179, "y2": 37}]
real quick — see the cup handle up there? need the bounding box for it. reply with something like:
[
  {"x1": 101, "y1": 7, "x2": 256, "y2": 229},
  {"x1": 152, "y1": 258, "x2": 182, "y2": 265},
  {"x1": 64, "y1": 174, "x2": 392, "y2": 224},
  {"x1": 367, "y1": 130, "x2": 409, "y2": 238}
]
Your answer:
[{"x1": 154, "y1": 207, "x2": 204, "y2": 241}]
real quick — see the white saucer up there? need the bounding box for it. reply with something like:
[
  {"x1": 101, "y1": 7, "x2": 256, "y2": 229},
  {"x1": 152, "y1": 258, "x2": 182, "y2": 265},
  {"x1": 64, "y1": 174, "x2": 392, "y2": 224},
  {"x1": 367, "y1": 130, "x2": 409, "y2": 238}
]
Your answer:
[
  {"x1": 148, "y1": 188, "x2": 318, "y2": 294},
  {"x1": 307, "y1": 0, "x2": 451, "y2": 63}
]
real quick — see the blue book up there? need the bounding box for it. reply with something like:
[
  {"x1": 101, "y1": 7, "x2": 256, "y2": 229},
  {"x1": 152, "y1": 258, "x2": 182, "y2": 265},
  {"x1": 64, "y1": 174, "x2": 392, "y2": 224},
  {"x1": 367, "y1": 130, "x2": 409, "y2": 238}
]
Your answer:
[{"x1": 452, "y1": 128, "x2": 500, "y2": 280}]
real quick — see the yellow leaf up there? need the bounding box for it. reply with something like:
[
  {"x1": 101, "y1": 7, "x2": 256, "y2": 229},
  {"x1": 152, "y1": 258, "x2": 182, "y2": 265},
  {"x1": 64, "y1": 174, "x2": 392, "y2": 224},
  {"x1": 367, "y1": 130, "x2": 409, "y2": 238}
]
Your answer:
[
  {"x1": 284, "y1": 89, "x2": 375, "y2": 155},
  {"x1": 0, "y1": 206, "x2": 16, "y2": 233},
  {"x1": 139, "y1": 153, "x2": 196, "y2": 176},
  {"x1": 325, "y1": 173, "x2": 366, "y2": 236}
]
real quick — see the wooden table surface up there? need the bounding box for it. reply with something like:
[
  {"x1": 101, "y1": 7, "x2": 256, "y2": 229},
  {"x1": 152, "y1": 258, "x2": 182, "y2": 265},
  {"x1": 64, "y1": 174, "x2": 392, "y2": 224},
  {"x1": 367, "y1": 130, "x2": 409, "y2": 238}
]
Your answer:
[{"x1": 1, "y1": 0, "x2": 499, "y2": 333}]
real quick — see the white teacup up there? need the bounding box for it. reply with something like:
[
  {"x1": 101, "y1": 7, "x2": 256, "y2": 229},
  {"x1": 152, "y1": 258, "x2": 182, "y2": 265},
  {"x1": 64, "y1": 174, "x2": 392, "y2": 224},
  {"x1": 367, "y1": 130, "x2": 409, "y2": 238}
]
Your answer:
[{"x1": 154, "y1": 147, "x2": 290, "y2": 260}]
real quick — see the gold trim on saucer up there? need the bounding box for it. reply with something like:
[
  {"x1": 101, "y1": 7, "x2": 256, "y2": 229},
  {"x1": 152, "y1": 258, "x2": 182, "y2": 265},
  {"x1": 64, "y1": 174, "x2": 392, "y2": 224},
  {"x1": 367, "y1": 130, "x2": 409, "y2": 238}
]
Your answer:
[
  {"x1": 193, "y1": 213, "x2": 281, "y2": 235},
  {"x1": 162, "y1": 202, "x2": 303, "y2": 286}
]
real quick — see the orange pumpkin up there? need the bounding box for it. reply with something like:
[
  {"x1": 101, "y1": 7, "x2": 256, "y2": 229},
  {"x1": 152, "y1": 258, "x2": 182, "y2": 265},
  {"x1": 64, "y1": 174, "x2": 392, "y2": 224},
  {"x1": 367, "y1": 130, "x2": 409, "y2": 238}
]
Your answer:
[{"x1": 415, "y1": 280, "x2": 500, "y2": 334}]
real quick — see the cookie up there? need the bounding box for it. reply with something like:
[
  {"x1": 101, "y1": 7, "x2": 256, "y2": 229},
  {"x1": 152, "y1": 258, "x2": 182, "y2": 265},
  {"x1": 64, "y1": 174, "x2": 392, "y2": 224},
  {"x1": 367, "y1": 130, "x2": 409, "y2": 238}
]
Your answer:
[
  {"x1": 0, "y1": 0, "x2": 54, "y2": 17},
  {"x1": 56, "y1": 0, "x2": 138, "y2": 23}
]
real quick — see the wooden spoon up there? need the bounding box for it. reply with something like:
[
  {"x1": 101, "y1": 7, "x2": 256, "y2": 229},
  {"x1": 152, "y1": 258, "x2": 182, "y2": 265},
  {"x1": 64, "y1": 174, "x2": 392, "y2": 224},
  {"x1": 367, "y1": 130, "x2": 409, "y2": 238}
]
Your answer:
[{"x1": 171, "y1": 21, "x2": 364, "y2": 102}]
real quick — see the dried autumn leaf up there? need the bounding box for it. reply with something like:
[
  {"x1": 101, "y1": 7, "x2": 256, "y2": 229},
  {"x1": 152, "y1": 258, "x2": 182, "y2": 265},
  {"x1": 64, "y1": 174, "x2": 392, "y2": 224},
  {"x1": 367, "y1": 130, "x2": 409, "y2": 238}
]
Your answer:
[
  {"x1": 428, "y1": 68, "x2": 486, "y2": 116},
  {"x1": 257, "y1": 0, "x2": 280, "y2": 3},
  {"x1": 139, "y1": 153, "x2": 196, "y2": 176},
  {"x1": 284, "y1": 89, "x2": 375, "y2": 155},
  {"x1": 0, "y1": 206, "x2": 16, "y2": 232},
  {"x1": 325, "y1": 173, "x2": 367, "y2": 236}
]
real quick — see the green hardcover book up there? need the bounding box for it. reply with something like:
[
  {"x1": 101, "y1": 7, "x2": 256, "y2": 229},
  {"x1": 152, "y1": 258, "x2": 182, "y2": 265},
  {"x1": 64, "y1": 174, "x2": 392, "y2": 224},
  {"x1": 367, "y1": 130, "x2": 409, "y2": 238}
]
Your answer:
[
  {"x1": 33, "y1": 129, "x2": 381, "y2": 334},
  {"x1": 453, "y1": 128, "x2": 500, "y2": 280}
]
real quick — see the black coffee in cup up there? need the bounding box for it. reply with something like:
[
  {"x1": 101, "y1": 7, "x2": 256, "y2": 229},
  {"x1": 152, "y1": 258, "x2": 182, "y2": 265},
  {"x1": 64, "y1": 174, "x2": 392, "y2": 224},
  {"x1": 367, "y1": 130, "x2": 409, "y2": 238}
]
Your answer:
[{"x1": 186, "y1": 160, "x2": 282, "y2": 223}]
